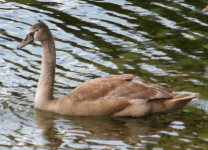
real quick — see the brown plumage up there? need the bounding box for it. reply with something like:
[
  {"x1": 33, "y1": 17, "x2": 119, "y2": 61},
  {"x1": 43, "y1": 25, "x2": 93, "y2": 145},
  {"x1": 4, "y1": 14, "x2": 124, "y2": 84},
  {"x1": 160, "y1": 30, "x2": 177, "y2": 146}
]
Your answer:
[{"x1": 17, "y1": 22, "x2": 199, "y2": 117}]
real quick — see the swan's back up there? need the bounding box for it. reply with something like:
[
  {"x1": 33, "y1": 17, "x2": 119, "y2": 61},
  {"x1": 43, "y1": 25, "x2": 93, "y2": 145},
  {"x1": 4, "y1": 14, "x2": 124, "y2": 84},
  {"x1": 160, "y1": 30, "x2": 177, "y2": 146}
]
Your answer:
[{"x1": 67, "y1": 74, "x2": 171, "y2": 101}]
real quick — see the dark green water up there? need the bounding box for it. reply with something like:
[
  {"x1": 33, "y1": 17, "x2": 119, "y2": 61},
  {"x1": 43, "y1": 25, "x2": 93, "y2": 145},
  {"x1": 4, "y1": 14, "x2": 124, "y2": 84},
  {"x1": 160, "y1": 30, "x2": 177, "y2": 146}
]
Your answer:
[{"x1": 0, "y1": 0, "x2": 208, "y2": 149}]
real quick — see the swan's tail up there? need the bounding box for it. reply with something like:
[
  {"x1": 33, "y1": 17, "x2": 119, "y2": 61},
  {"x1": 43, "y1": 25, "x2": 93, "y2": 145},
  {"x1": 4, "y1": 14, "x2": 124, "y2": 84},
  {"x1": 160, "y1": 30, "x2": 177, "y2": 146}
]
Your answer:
[{"x1": 150, "y1": 93, "x2": 199, "y2": 113}]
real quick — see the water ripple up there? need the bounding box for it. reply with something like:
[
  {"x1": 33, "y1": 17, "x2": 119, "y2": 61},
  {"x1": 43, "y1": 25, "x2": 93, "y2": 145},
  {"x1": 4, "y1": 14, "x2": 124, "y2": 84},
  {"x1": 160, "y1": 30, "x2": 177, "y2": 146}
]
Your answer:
[{"x1": 0, "y1": 0, "x2": 208, "y2": 149}]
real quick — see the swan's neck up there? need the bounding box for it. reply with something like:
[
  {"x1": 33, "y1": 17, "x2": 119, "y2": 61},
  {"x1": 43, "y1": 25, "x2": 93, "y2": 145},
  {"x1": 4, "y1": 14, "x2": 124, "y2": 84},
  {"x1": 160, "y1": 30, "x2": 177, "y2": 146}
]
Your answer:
[{"x1": 35, "y1": 37, "x2": 56, "y2": 109}]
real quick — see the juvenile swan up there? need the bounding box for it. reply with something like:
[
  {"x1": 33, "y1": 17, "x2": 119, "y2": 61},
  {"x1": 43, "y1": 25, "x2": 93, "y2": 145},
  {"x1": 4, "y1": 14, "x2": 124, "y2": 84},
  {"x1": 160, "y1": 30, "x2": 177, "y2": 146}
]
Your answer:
[{"x1": 17, "y1": 23, "x2": 199, "y2": 117}]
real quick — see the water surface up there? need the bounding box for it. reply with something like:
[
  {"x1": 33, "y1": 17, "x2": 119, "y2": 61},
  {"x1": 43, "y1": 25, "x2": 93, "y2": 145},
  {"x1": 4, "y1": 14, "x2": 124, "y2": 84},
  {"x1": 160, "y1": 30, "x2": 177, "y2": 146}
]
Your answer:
[{"x1": 0, "y1": 0, "x2": 208, "y2": 149}]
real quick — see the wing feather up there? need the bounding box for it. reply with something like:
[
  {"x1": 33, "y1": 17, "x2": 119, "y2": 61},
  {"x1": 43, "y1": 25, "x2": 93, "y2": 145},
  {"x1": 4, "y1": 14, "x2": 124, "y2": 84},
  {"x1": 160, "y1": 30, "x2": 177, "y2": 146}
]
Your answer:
[{"x1": 65, "y1": 74, "x2": 173, "y2": 102}]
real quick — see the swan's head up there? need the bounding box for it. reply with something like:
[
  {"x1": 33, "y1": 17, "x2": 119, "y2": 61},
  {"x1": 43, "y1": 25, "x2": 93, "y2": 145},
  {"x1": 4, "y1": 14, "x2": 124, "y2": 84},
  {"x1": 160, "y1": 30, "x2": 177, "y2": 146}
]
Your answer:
[{"x1": 17, "y1": 22, "x2": 51, "y2": 49}]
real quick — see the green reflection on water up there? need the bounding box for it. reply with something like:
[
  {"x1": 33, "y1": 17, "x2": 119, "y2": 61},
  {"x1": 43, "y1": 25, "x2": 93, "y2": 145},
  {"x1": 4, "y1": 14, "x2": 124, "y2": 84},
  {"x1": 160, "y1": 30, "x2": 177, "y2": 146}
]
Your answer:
[{"x1": 1, "y1": 0, "x2": 208, "y2": 149}]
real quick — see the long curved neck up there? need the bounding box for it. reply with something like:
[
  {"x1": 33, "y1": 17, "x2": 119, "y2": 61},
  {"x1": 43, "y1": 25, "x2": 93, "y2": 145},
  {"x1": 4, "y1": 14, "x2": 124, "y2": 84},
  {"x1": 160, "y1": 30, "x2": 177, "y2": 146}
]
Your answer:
[{"x1": 35, "y1": 36, "x2": 56, "y2": 109}]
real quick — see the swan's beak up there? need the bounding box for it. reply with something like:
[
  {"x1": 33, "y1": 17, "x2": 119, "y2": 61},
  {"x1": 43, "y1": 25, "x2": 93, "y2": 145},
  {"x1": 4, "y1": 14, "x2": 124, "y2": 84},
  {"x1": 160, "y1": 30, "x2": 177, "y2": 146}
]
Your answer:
[
  {"x1": 17, "y1": 33, "x2": 34, "y2": 49},
  {"x1": 202, "y1": 5, "x2": 208, "y2": 13}
]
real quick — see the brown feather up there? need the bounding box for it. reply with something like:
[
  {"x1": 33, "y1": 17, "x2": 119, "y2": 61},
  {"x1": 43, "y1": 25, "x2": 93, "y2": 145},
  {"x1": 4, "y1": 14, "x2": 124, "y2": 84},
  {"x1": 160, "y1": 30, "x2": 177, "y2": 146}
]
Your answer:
[
  {"x1": 56, "y1": 74, "x2": 198, "y2": 117},
  {"x1": 65, "y1": 74, "x2": 172, "y2": 102}
]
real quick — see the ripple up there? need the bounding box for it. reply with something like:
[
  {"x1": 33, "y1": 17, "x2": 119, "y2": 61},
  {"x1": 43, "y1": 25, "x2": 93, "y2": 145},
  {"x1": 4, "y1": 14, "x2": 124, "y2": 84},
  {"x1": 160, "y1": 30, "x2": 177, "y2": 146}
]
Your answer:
[{"x1": 0, "y1": 0, "x2": 208, "y2": 149}]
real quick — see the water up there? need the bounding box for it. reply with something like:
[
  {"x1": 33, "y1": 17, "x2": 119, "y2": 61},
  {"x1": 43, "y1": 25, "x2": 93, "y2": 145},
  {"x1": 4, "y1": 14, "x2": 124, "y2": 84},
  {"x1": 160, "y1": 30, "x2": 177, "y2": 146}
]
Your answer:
[{"x1": 0, "y1": 0, "x2": 208, "y2": 149}]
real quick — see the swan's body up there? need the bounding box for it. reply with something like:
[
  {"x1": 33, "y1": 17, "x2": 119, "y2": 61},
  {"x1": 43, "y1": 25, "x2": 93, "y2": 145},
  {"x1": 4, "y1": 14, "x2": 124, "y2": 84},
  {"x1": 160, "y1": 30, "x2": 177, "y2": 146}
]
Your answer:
[{"x1": 17, "y1": 23, "x2": 198, "y2": 117}]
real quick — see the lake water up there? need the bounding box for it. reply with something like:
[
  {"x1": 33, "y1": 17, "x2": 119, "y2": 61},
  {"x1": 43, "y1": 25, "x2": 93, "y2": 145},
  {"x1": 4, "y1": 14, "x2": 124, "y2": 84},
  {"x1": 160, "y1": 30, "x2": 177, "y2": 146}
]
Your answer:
[{"x1": 1, "y1": 0, "x2": 208, "y2": 149}]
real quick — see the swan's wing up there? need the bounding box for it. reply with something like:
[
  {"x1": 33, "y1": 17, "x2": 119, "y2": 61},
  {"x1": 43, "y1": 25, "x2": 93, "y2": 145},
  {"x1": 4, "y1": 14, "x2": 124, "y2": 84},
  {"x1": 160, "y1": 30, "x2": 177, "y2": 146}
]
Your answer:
[{"x1": 66, "y1": 74, "x2": 173, "y2": 102}]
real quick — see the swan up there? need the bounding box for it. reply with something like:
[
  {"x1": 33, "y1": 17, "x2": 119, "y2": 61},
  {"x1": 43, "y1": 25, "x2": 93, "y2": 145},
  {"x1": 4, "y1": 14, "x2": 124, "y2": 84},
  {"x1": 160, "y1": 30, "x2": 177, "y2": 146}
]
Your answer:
[{"x1": 17, "y1": 22, "x2": 198, "y2": 117}]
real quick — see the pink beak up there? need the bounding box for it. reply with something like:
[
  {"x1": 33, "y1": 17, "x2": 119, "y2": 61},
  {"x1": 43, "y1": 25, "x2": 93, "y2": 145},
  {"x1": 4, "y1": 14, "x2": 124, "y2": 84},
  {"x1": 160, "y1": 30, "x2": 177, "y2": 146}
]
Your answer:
[
  {"x1": 202, "y1": 5, "x2": 208, "y2": 13},
  {"x1": 17, "y1": 33, "x2": 34, "y2": 49}
]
